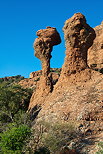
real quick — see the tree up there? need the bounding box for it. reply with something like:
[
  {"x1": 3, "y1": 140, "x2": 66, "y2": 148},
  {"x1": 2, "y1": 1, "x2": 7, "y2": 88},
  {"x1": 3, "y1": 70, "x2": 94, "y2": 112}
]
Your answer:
[{"x1": 0, "y1": 83, "x2": 32, "y2": 123}]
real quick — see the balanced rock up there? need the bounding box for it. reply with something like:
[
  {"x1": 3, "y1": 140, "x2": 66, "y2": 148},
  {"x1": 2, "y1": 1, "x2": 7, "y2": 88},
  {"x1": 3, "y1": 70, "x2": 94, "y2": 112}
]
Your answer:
[
  {"x1": 34, "y1": 27, "x2": 61, "y2": 76},
  {"x1": 29, "y1": 27, "x2": 61, "y2": 110},
  {"x1": 35, "y1": 13, "x2": 103, "y2": 137},
  {"x1": 28, "y1": 13, "x2": 103, "y2": 154}
]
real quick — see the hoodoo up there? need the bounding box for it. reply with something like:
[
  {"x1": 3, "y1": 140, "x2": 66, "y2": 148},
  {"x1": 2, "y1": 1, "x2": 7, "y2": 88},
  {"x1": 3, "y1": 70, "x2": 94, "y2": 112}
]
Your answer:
[
  {"x1": 60, "y1": 13, "x2": 96, "y2": 78},
  {"x1": 28, "y1": 13, "x2": 103, "y2": 153},
  {"x1": 29, "y1": 27, "x2": 61, "y2": 109}
]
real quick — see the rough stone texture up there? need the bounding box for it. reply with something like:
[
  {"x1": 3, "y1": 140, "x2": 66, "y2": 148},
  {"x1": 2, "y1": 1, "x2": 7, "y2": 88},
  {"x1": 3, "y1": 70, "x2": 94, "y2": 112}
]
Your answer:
[
  {"x1": 88, "y1": 21, "x2": 103, "y2": 71},
  {"x1": 34, "y1": 27, "x2": 61, "y2": 76},
  {"x1": 19, "y1": 78, "x2": 38, "y2": 89},
  {"x1": 27, "y1": 13, "x2": 103, "y2": 153},
  {"x1": 29, "y1": 68, "x2": 61, "y2": 79},
  {"x1": 32, "y1": 13, "x2": 103, "y2": 153},
  {"x1": 60, "y1": 13, "x2": 96, "y2": 79},
  {"x1": 36, "y1": 13, "x2": 103, "y2": 123},
  {"x1": 28, "y1": 27, "x2": 61, "y2": 109},
  {"x1": 29, "y1": 70, "x2": 42, "y2": 79},
  {"x1": 37, "y1": 69, "x2": 103, "y2": 124},
  {"x1": 19, "y1": 68, "x2": 61, "y2": 89}
]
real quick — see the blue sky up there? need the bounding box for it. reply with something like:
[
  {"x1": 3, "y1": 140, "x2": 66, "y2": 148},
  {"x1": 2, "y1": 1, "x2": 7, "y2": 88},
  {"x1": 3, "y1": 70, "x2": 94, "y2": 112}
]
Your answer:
[{"x1": 0, "y1": 0, "x2": 103, "y2": 78}]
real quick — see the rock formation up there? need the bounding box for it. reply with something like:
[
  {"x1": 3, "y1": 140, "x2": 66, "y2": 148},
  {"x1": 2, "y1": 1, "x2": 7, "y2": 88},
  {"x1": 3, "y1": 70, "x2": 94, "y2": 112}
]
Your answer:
[
  {"x1": 88, "y1": 21, "x2": 103, "y2": 71},
  {"x1": 19, "y1": 68, "x2": 61, "y2": 89},
  {"x1": 60, "y1": 13, "x2": 96, "y2": 79},
  {"x1": 34, "y1": 27, "x2": 61, "y2": 77},
  {"x1": 29, "y1": 70, "x2": 42, "y2": 79},
  {"x1": 28, "y1": 13, "x2": 103, "y2": 153},
  {"x1": 33, "y1": 13, "x2": 103, "y2": 143},
  {"x1": 29, "y1": 27, "x2": 61, "y2": 109}
]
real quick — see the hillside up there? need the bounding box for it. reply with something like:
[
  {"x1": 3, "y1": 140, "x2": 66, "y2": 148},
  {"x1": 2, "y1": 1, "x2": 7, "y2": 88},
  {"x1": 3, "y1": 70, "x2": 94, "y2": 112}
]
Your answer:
[
  {"x1": 0, "y1": 13, "x2": 103, "y2": 154},
  {"x1": 28, "y1": 13, "x2": 103, "y2": 153}
]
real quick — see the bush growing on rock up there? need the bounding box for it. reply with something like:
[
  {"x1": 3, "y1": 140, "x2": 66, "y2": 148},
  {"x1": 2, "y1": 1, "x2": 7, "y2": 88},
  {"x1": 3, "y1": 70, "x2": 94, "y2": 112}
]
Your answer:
[{"x1": 25, "y1": 121, "x2": 77, "y2": 153}]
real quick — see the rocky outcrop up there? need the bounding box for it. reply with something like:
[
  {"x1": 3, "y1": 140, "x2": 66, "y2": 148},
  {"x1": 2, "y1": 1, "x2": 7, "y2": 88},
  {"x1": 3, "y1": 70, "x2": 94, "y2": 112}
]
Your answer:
[
  {"x1": 29, "y1": 70, "x2": 42, "y2": 79},
  {"x1": 34, "y1": 13, "x2": 103, "y2": 137},
  {"x1": 28, "y1": 27, "x2": 61, "y2": 109},
  {"x1": 19, "y1": 68, "x2": 61, "y2": 89},
  {"x1": 88, "y1": 21, "x2": 103, "y2": 71},
  {"x1": 28, "y1": 13, "x2": 103, "y2": 153},
  {"x1": 34, "y1": 27, "x2": 61, "y2": 77},
  {"x1": 29, "y1": 68, "x2": 61, "y2": 79},
  {"x1": 60, "y1": 13, "x2": 96, "y2": 79}
]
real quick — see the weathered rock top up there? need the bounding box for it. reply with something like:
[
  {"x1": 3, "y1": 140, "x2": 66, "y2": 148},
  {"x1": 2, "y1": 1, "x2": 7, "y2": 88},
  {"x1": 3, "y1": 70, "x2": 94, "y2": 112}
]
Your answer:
[
  {"x1": 63, "y1": 13, "x2": 96, "y2": 49},
  {"x1": 34, "y1": 26, "x2": 61, "y2": 76},
  {"x1": 60, "y1": 13, "x2": 96, "y2": 77},
  {"x1": 34, "y1": 26, "x2": 61, "y2": 61},
  {"x1": 36, "y1": 26, "x2": 61, "y2": 46},
  {"x1": 27, "y1": 13, "x2": 103, "y2": 153},
  {"x1": 28, "y1": 27, "x2": 61, "y2": 109}
]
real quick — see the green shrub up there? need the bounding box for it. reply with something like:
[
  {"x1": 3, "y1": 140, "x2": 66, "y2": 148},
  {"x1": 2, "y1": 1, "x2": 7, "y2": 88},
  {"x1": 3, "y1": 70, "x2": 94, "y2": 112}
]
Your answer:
[
  {"x1": 0, "y1": 83, "x2": 32, "y2": 125},
  {"x1": 0, "y1": 77, "x2": 33, "y2": 153},
  {"x1": 41, "y1": 122, "x2": 77, "y2": 153},
  {"x1": 96, "y1": 142, "x2": 103, "y2": 154},
  {"x1": 0, "y1": 125, "x2": 31, "y2": 154},
  {"x1": 26, "y1": 121, "x2": 77, "y2": 153}
]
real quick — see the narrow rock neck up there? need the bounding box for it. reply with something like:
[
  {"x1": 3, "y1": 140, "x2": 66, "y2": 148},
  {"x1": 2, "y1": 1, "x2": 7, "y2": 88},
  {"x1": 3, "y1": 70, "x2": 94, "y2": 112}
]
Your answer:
[{"x1": 42, "y1": 59, "x2": 50, "y2": 76}]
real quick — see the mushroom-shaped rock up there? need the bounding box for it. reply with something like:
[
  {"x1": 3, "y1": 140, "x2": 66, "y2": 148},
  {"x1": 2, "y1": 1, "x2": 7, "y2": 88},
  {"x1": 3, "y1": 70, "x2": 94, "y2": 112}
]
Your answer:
[
  {"x1": 28, "y1": 27, "x2": 61, "y2": 109},
  {"x1": 61, "y1": 13, "x2": 96, "y2": 76},
  {"x1": 34, "y1": 27, "x2": 61, "y2": 76}
]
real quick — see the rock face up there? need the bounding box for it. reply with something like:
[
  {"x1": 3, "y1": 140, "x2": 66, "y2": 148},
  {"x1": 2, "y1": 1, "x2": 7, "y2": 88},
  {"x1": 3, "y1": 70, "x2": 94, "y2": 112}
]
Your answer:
[
  {"x1": 28, "y1": 13, "x2": 103, "y2": 153},
  {"x1": 19, "y1": 68, "x2": 61, "y2": 89},
  {"x1": 29, "y1": 70, "x2": 42, "y2": 79},
  {"x1": 33, "y1": 13, "x2": 103, "y2": 138},
  {"x1": 29, "y1": 68, "x2": 61, "y2": 80},
  {"x1": 88, "y1": 21, "x2": 103, "y2": 71},
  {"x1": 60, "y1": 13, "x2": 96, "y2": 78},
  {"x1": 28, "y1": 27, "x2": 61, "y2": 109}
]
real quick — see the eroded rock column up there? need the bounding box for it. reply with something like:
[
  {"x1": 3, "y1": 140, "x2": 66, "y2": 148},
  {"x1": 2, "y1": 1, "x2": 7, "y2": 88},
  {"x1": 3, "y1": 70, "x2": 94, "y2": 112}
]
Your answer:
[
  {"x1": 61, "y1": 13, "x2": 96, "y2": 77},
  {"x1": 29, "y1": 27, "x2": 61, "y2": 109}
]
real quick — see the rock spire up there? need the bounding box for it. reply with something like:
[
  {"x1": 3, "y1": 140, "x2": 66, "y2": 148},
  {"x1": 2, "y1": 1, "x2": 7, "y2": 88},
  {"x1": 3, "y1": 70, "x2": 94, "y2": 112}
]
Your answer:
[
  {"x1": 29, "y1": 27, "x2": 61, "y2": 109},
  {"x1": 61, "y1": 13, "x2": 96, "y2": 77}
]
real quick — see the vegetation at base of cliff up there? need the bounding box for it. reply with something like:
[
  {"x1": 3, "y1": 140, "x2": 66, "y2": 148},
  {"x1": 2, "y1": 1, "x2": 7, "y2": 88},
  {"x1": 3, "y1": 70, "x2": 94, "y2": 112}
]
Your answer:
[
  {"x1": 0, "y1": 76, "x2": 33, "y2": 153},
  {"x1": 0, "y1": 82, "x2": 33, "y2": 128},
  {"x1": 0, "y1": 76, "x2": 82, "y2": 153},
  {"x1": 24, "y1": 121, "x2": 77, "y2": 153},
  {"x1": 0, "y1": 124, "x2": 31, "y2": 154},
  {"x1": 0, "y1": 76, "x2": 77, "y2": 154}
]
